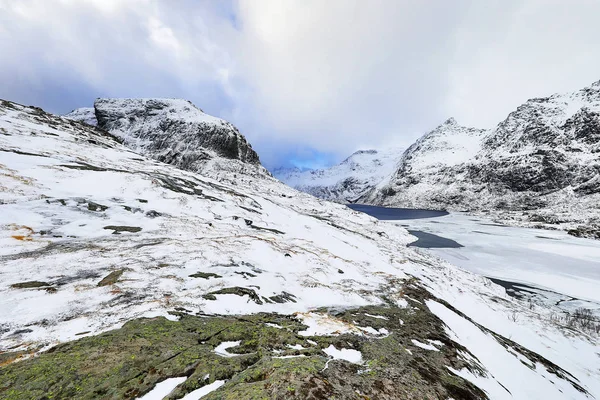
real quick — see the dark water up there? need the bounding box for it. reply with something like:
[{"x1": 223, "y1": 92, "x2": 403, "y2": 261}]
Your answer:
[
  {"x1": 486, "y1": 277, "x2": 542, "y2": 299},
  {"x1": 407, "y1": 230, "x2": 463, "y2": 249},
  {"x1": 347, "y1": 204, "x2": 461, "y2": 248},
  {"x1": 347, "y1": 204, "x2": 449, "y2": 220}
]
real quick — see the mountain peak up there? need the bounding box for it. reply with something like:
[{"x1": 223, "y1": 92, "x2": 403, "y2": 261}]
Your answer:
[
  {"x1": 93, "y1": 98, "x2": 221, "y2": 125},
  {"x1": 443, "y1": 117, "x2": 457, "y2": 126},
  {"x1": 92, "y1": 97, "x2": 262, "y2": 172},
  {"x1": 589, "y1": 79, "x2": 600, "y2": 89},
  {"x1": 63, "y1": 107, "x2": 97, "y2": 126}
]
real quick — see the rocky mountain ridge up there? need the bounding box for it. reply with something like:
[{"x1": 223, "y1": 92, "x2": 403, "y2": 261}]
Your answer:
[
  {"x1": 66, "y1": 98, "x2": 268, "y2": 182},
  {"x1": 278, "y1": 80, "x2": 600, "y2": 237},
  {"x1": 366, "y1": 80, "x2": 600, "y2": 236}
]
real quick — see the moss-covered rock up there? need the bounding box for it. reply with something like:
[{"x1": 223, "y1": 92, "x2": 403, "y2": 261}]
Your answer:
[
  {"x1": 9, "y1": 281, "x2": 51, "y2": 289},
  {"x1": 190, "y1": 272, "x2": 222, "y2": 279},
  {"x1": 103, "y1": 226, "x2": 142, "y2": 234},
  {"x1": 0, "y1": 313, "x2": 314, "y2": 400},
  {"x1": 204, "y1": 287, "x2": 263, "y2": 305},
  {"x1": 0, "y1": 283, "x2": 497, "y2": 400},
  {"x1": 97, "y1": 270, "x2": 124, "y2": 287}
]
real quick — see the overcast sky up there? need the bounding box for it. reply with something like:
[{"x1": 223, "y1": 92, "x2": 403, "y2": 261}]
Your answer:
[{"x1": 1, "y1": 0, "x2": 600, "y2": 169}]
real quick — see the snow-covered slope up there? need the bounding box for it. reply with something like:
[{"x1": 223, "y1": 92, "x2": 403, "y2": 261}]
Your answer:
[
  {"x1": 398, "y1": 118, "x2": 486, "y2": 173},
  {"x1": 0, "y1": 98, "x2": 413, "y2": 346},
  {"x1": 274, "y1": 148, "x2": 402, "y2": 202},
  {"x1": 364, "y1": 80, "x2": 600, "y2": 237},
  {"x1": 1, "y1": 99, "x2": 599, "y2": 399},
  {"x1": 64, "y1": 107, "x2": 97, "y2": 126}
]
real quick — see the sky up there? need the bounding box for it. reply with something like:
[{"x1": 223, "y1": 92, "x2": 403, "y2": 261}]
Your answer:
[{"x1": 1, "y1": 0, "x2": 600, "y2": 170}]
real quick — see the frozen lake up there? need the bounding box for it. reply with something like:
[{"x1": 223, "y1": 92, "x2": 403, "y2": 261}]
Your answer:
[{"x1": 349, "y1": 205, "x2": 600, "y2": 312}]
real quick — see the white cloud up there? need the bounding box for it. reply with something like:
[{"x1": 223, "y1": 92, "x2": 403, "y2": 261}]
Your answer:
[
  {"x1": 1, "y1": 0, "x2": 600, "y2": 167},
  {"x1": 233, "y1": 0, "x2": 462, "y2": 150},
  {"x1": 444, "y1": 0, "x2": 600, "y2": 128},
  {"x1": 232, "y1": 0, "x2": 600, "y2": 156}
]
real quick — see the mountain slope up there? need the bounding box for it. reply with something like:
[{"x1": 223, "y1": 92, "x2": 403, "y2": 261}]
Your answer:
[
  {"x1": 274, "y1": 148, "x2": 402, "y2": 202},
  {"x1": 364, "y1": 80, "x2": 600, "y2": 236},
  {"x1": 1, "y1": 99, "x2": 598, "y2": 399},
  {"x1": 64, "y1": 107, "x2": 97, "y2": 126}
]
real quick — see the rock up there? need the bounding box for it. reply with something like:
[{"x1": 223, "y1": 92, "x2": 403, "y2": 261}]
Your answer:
[
  {"x1": 203, "y1": 286, "x2": 263, "y2": 304},
  {"x1": 10, "y1": 281, "x2": 51, "y2": 289},
  {"x1": 269, "y1": 291, "x2": 297, "y2": 303},
  {"x1": 11, "y1": 329, "x2": 33, "y2": 335},
  {"x1": 103, "y1": 225, "x2": 142, "y2": 234},
  {"x1": 93, "y1": 98, "x2": 263, "y2": 175},
  {"x1": 144, "y1": 210, "x2": 162, "y2": 218},
  {"x1": 249, "y1": 225, "x2": 285, "y2": 234},
  {"x1": 97, "y1": 270, "x2": 124, "y2": 287},
  {"x1": 189, "y1": 272, "x2": 222, "y2": 279},
  {"x1": 63, "y1": 107, "x2": 97, "y2": 126},
  {"x1": 86, "y1": 201, "x2": 108, "y2": 212}
]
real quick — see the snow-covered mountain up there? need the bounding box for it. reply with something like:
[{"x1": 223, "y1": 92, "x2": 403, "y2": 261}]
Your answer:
[
  {"x1": 363, "y1": 80, "x2": 600, "y2": 237},
  {"x1": 2, "y1": 98, "x2": 599, "y2": 399},
  {"x1": 66, "y1": 98, "x2": 268, "y2": 181},
  {"x1": 64, "y1": 106, "x2": 97, "y2": 126},
  {"x1": 274, "y1": 148, "x2": 402, "y2": 202},
  {"x1": 395, "y1": 118, "x2": 486, "y2": 174}
]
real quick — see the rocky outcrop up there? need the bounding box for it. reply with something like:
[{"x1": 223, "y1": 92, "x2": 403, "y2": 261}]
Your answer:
[
  {"x1": 65, "y1": 98, "x2": 267, "y2": 181},
  {"x1": 93, "y1": 98, "x2": 261, "y2": 173}
]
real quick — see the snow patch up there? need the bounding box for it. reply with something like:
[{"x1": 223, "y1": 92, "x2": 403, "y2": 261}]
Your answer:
[
  {"x1": 411, "y1": 339, "x2": 440, "y2": 351},
  {"x1": 323, "y1": 344, "x2": 362, "y2": 364},
  {"x1": 214, "y1": 341, "x2": 241, "y2": 357},
  {"x1": 181, "y1": 380, "x2": 225, "y2": 400},
  {"x1": 136, "y1": 377, "x2": 187, "y2": 400}
]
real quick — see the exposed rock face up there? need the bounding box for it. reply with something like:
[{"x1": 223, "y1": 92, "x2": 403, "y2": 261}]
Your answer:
[
  {"x1": 274, "y1": 148, "x2": 403, "y2": 203},
  {"x1": 93, "y1": 98, "x2": 262, "y2": 175},
  {"x1": 362, "y1": 80, "x2": 600, "y2": 235}
]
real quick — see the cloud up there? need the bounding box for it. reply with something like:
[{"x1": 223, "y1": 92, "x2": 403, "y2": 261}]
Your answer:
[
  {"x1": 1, "y1": 0, "x2": 600, "y2": 169},
  {"x1": 233, "y1": 1, "x2": 463, "y2": 151},
  {"x1": 444, "y1": 0, "x2": 600, "y2": 128},
  {"x1": 233, "y1": 0, "x2": 600, "y2": 160},
  {"x1": 0, "y1": 0, "x2": 236, "y2": 112}
]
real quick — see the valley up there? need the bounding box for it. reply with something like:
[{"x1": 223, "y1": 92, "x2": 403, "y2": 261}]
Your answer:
[
  {"x1": 1, "y1": 98, "x2": 598, "y2": 399},
  {"x1": 278, "y1": 80, "x2": 600, "y2": 240},
  {"x1": 349, "y1": 204, "x2": 600, "y2": 319}
]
